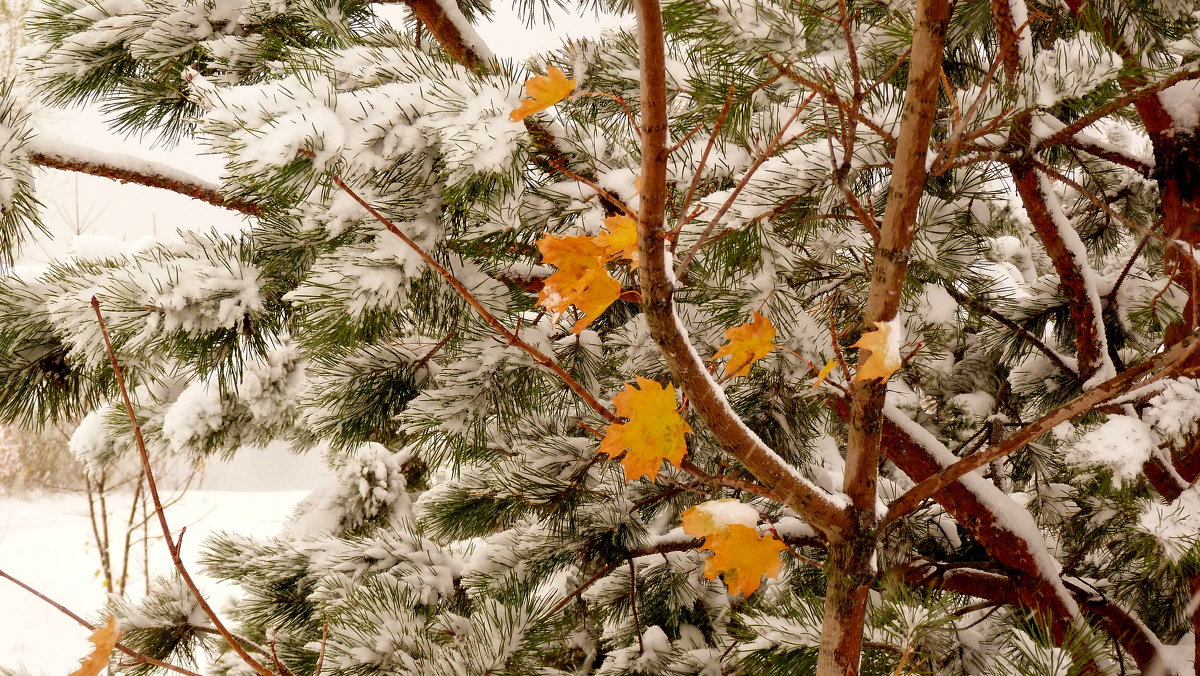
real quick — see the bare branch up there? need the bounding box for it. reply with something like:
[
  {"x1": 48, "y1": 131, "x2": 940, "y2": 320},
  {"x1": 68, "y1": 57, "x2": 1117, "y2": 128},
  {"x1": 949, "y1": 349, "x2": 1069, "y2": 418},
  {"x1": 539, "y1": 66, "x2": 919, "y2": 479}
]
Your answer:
[
  {"x1": 29, "y1": 140, "x2": 261, "y2": 217},
  {"x1": 91, "y1": 298, "x2": 279, "y2": 676},
  {"x1": 374, "y1": 0, "x2": 492, "y2": 71},
  {"x1": 330, "y1": 176, "x2": 620, "y2": 424},
  {"x1": 883, "y1": 329, "x2": 1200, "y2": 525},
  {"x1": 1009, "y1": 160, "x2": 1113, "y2": 381},
  {"x1": 0, "y1": 567, "x2": 204, "y2": 676},
  {"x1": 631, "y1": 0, "x2": 853, "y2": 535},
  {"x1": 941, "y1": 283, "x2": 1078, "y2": 379}
]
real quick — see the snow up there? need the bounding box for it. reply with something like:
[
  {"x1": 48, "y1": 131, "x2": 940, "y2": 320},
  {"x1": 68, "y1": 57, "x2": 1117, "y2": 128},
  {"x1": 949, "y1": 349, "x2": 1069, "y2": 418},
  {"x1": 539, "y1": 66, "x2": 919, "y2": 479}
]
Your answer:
[
  {"x1": 1029, "y1": 36, "x2": 1121, "y2": 108},
  {"x1": 1139, "y1": 487, "x2": 1200, "y2": 563},
  {"x1": 1143, "y1": 379, "x2": 1200, "y2": 446},
  {"x1": 916, "y1": 283, "x2": 958, "y2": 325},
  {"x1": 0, "y1": 490, "x2": 307, "y2": 674},
  {"x1": 1071, "y1": 415, "x2": 1156, "y2": 485},
  {"x1": 1157, "y1": 80, "x2": 1200, "y2": 135},
  {"x1": 687, "y1": 497, "x2": 760, "y2": 530}
]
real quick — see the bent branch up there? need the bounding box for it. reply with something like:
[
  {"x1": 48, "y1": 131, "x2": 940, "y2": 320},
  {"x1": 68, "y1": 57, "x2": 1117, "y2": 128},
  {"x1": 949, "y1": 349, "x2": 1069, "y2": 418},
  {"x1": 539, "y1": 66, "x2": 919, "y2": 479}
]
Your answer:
[
  {"x1": 29, "y1": 139, "x2": 261, "y2": 217},
  {"x1": 630, "y1": 0, "x2": 852, "y2": 535}
]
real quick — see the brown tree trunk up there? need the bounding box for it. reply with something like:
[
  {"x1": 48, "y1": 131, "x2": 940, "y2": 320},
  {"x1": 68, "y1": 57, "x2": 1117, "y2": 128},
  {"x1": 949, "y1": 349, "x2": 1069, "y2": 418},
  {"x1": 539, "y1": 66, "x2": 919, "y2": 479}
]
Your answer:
[
  {"x1": 818, "y1": 533, "x2": 876, "y2": 674},
  {"x1": 814, "y1": 0, "x2": 949, "y2": 672}
]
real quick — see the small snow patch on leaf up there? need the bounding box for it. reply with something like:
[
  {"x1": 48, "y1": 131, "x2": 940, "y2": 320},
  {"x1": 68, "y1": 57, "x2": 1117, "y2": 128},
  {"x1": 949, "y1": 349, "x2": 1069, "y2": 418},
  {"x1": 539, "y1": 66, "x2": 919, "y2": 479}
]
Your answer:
[{"x1": 682, "y1": 500, "x2": 786, "y2": 596}]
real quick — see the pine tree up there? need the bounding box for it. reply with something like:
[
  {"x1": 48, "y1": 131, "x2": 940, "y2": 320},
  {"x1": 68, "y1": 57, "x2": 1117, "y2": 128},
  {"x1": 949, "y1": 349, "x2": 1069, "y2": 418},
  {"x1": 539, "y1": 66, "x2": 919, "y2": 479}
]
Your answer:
[{"x1": 5, "y1": 0, "x2": 1200, "y2": 673}]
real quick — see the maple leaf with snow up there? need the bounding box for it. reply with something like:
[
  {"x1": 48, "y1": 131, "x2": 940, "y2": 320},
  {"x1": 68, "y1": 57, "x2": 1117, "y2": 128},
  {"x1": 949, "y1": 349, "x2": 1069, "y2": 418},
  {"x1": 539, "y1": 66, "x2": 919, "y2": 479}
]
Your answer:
[
  {"x1": 599, "y1": 376, "x2": 691, "y2": 480},
  {"x1": 851, "y1": 321, "x2": 902, "y2": 382},
  {"x1": 700, "y1": 524, "x2": 787, "y2": 596},
  {"x1": 537, "y1": 234, "x2": 622, "y2": 333},
  {"x1": 510, "y1": 66, "x2": 575, "y2": 122},
  {"x1": 681, "y1": 500, "x2": 786, "y2": 596},
  {"x1": 713, "y1": 312, "x2": 777, "y2": 378},
  {"x1": 70, "y1": 617, "x2": 123, "y2": 676}
]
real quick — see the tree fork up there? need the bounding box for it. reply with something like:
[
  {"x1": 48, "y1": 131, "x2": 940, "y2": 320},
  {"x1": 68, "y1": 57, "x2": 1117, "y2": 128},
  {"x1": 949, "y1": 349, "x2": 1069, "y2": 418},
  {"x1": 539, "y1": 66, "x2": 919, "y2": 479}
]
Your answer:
[
  {"x1": 817, "y1": 0, "x2": 950, "y2": 672},
  {"x1": 630, "y1": 0, "x2": 852, "y2": 533}
]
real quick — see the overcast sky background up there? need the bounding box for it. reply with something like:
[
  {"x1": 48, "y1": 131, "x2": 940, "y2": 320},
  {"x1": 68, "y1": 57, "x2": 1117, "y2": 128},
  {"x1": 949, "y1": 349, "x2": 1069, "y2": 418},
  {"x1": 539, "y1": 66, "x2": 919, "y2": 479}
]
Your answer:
[{"x1": 18, "y1": 2, "x2": 626, "y2": 268}]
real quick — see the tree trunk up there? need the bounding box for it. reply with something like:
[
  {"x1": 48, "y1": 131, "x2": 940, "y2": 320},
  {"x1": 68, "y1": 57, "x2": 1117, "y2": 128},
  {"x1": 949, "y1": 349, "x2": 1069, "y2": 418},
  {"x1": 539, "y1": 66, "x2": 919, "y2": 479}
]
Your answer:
[{"x1": 817, "y1": 532, "x2": 876, "y2": 674}]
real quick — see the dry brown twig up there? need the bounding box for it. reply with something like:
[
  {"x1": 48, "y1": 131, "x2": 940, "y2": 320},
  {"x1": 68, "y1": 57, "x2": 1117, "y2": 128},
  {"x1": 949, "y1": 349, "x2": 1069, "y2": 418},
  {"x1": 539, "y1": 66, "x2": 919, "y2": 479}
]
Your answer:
[{"x1": 90, "y1": 297, "x2": 281, "y2": 676}]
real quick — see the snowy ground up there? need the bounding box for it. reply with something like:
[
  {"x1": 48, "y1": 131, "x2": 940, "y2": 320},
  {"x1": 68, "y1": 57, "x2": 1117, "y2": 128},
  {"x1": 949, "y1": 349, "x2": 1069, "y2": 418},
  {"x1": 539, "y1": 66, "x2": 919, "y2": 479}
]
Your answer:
[{"x1": 0, "y1": 489, "x2": 309, "y2": 675}]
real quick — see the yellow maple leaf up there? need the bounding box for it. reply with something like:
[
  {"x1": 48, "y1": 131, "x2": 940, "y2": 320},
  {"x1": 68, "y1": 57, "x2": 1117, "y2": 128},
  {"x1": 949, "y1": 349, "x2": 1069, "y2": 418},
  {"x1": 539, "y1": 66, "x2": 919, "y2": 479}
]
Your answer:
[
  {"x1": 700, "y1": 524, "x2": 787, "y2": 596},
  {"x1": 537, "y1": 234, "x2": 622, "y2": 333},
  {"x1": 510, "y1": 66, "x2": 575, "y2": 122},
  {"x1": 70, "y1": 617, "x2": 123, "y2": 676},
  {"x1": 599, "y1": 376, "x2": 691, "y2": 480},
  {"x1": 595, "y1": 215, "x2": 639, "y2": 268},
  {"x1": 851, "y1": 321, "x2": 903, "y2": 382},
  {"x1": 812, "y1": 359, "x2": 838, "y2": 387},
  {"x1": 712, "y1": 312, "x2": 777, "y2": 379}
]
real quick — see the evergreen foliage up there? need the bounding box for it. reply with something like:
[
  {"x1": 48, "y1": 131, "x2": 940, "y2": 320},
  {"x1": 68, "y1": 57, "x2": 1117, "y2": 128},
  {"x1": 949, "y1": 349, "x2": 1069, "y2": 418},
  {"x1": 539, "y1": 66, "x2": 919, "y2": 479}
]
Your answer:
[{"x1": 6, "y1": 0, "x2": 1200, "y2": 673}]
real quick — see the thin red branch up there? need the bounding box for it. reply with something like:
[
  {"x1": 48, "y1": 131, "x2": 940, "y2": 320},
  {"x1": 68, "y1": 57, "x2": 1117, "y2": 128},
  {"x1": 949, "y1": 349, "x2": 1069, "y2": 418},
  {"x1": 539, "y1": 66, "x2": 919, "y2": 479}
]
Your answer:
[
  {"x1": 630, "y1": 0, "x2": 853, "y2": 536},
  {"x1": 883, "y1": 329, "x2": 1200, "y2": 525},
  {"x1": 91, "y1": 298, "x2": 279, "y2": 676},
  {"x1": 30, "y1": 151, "x2": 261, "y2": 217},
  {"x1": 330, "y1": 176, "x2": 621, "y2": 424}
]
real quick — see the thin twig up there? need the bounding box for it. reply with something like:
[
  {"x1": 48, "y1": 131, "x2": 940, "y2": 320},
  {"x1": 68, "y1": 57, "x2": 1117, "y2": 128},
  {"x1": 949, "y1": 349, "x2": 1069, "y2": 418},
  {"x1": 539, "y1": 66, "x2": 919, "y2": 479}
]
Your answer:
[
  {"x1": 0, "y1": 568, "x2": 204, "y2": 676},
  {"x1": 1035, "y1": 67, "x2": 1200, "y2": 153},
  {"x1": 90, "y1": 298, "x2": 279, "y2": 676},
  {"x1": 629, "y1": 559, "x2": 645, "y2": 653},
  {"x1": 29, "y1": 150, "x2": 262, "y2": 217},
  {"x1": 674, "y1": 92, "x2": 817, "y2": 278},
  {"x1": 314, "y1": 624, "x2": 329, "y2": 676},
  {"x1": 670, "y1": 84, "x2": 738, "y2": 247},
  {"x1": 941, "y1": 284, "x2": 1077, "y2": 379},
  {"x1": 330, "y1": 176, "x2": 621, "y2": 425},
  {"x1": 543, "y1": 156, "x2": 635, "y2": 217}
]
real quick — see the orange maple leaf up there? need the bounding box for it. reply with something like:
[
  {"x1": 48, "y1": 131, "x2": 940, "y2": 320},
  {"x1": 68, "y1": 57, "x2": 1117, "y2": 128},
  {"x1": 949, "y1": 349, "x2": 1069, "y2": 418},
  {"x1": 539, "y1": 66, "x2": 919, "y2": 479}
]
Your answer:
[
  {"x1": 595, "y1": 215, "x2": 639, "y2": 269},
  {"x1": 712, "y1": 312, "x2": 777, "y2": 378},
  {"x1": 70, "y1": 617, "x2": 123, "y2": 676},
  {"x1": 851, "y1": 321, "x2": 902, "y2": 382},
  {"x1": 699, "y1": 524, "x2": 787, "y2": 596},
  {"x1": 599, "y1": 376, "x2": 691, "y2": 480},
  {"x1": 510, "y1": 66, "x2": 575, "y2": 122},
  {"x1": 537, "y1": 234, "x2": 622, "y2": 333}
]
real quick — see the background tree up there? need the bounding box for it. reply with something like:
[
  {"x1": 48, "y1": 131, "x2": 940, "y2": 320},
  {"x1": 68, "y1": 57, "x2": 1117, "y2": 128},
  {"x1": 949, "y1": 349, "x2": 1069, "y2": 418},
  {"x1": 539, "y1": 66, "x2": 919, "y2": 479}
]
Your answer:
[{"x1": 4, "y1": 0, "x2": 1200, "y2": 674}]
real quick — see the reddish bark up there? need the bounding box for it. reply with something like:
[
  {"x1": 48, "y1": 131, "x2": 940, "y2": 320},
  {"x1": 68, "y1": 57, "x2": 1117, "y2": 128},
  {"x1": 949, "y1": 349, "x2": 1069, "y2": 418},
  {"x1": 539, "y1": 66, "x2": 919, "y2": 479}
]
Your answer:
[
  {"x1": 877, "y1": 411, "x2": 1079, "y2": 643},
  {"x1": 1010, "y1": 159, "x2": 1109, "y2": 382}
]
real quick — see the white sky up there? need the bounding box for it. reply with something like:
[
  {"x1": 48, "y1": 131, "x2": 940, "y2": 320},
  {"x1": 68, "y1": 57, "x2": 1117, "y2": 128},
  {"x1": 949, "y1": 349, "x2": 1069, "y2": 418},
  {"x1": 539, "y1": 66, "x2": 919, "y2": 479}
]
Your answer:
[{"x1": 18, "y1": 2, "x2": 626, "y2": 267}]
